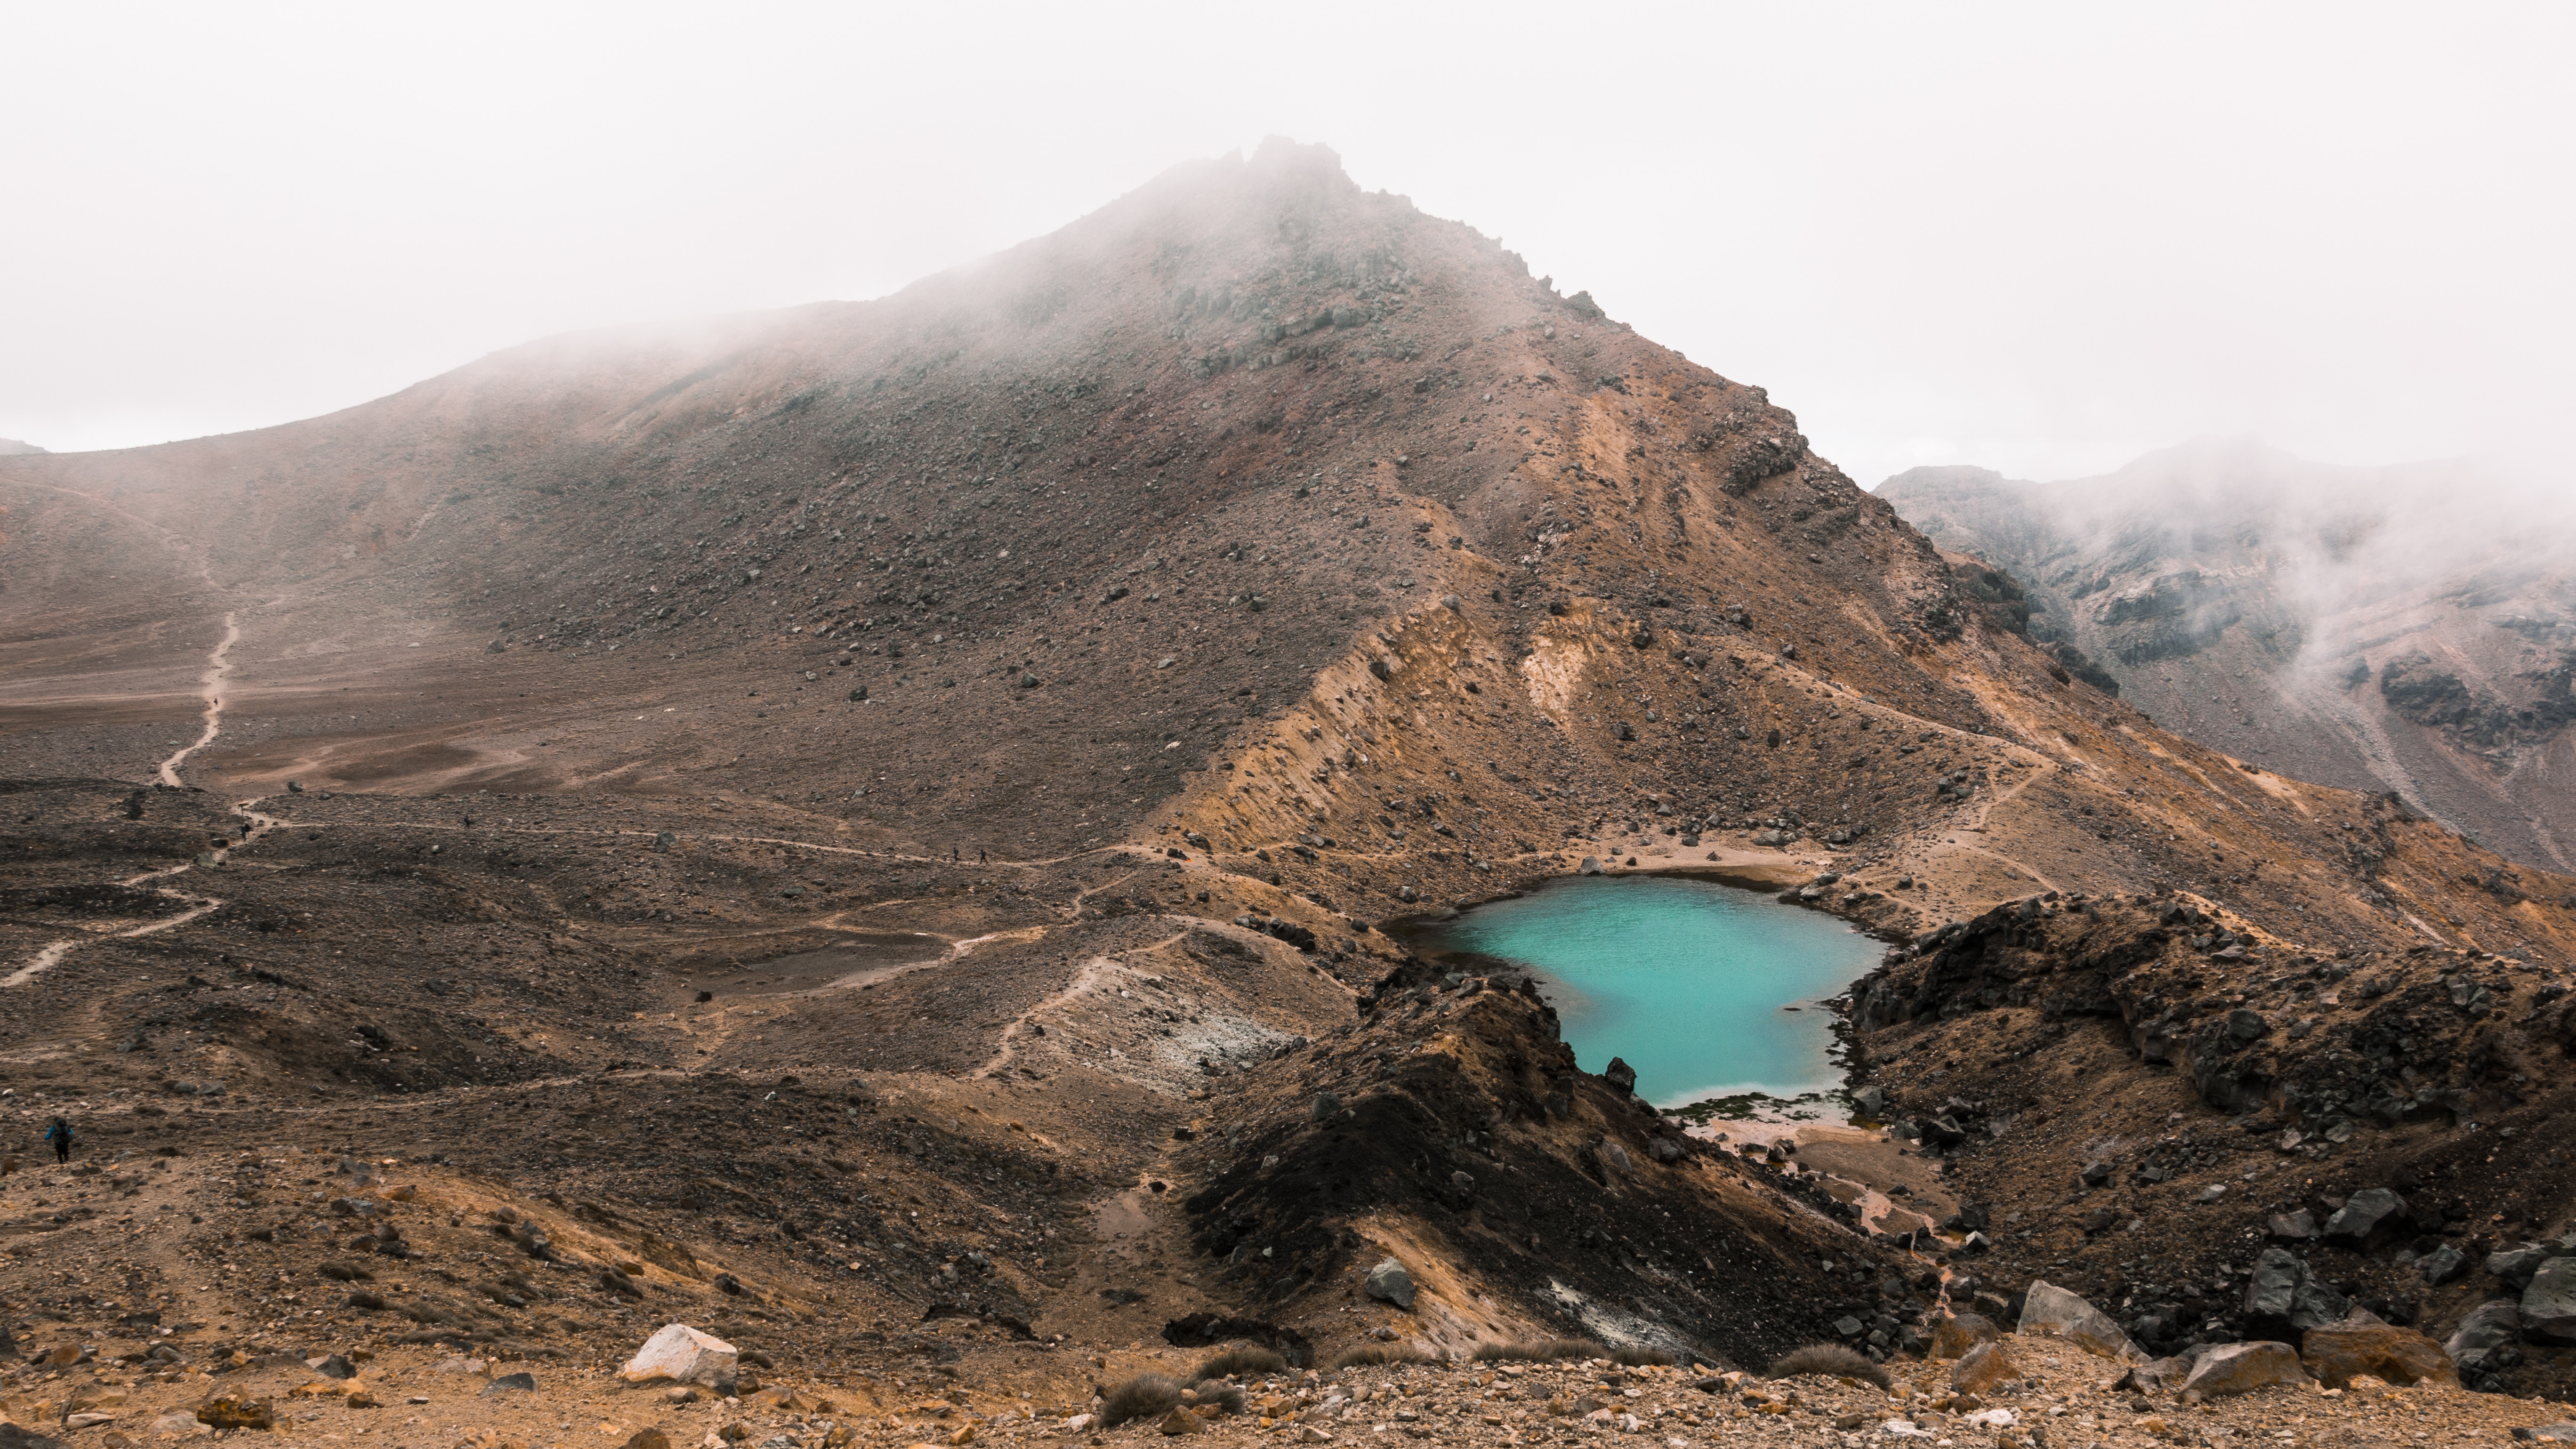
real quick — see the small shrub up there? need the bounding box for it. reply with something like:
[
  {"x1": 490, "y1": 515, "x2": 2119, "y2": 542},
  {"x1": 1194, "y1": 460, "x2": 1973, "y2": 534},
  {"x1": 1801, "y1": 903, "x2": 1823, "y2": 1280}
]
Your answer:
[
  {"x1": 1608, "y1": 1346, "x2": 1677, "y2": 1367},
  {"x1": 1766, "y1": 1342, "x2": 1891, "y2": 1389},
  {"x1": 1191, "y1": 1346, "x2": 1287, "y2": 1383},
  {"x1": 1183, "y1": 1384, "x2": 1246, "y2": 1416},
  {"x1": 1327, "y1": 1343, "x2": 1434, "y2": 1369},
  {"x1": 1470, "y1": 1338, "x2": 1606, "y2": 1363},
  {"x1": 1099, "y1": 1373, "x2": 1184, "y2": 1428}
]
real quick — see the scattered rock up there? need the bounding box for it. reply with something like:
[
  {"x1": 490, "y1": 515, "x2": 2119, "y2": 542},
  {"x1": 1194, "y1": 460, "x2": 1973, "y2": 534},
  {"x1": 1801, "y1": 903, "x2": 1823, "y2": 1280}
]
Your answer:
[
  {"x1": 1602, "y1": 1057, "x2": 1637, "y2": 1095},
  {"x1": 482, "y1": 1372, "x2": 538, "y2": 1394},
  {"x1": 2446, "y1": 1299, "x2": 2523, "y2": 1377},
  {"x1": 621, "y1": 1324, "x2": 738, "y2": 1386},
  {"x1": 2182, "y1": 1341, "x2": 2310, "y2": 1398},
  {"x1": 2320, "y1": 1187, "x2": 2409, "y2": 1249},
  {"x1": 2514, "y1": 1426, "x2": 2576, "y2": 1443},
  {"x1": 2267, "y1": 1210, "x2": 2318, "y2": 1241},
  {"x1": 2525, "y1": 1259, "x2": 2576, "y2": 1345},
  {"x1": 2243, "y1": 1248, "x2": 2350, "y2": 1335},
  {"x1": 2417, "y1": 1244, "x2": 2468, "y2": 1287},
  {"x1": 624, "y1": 1432, "x2": 674, "y2": 1449},
  {"x1": 195, "y1": 1395, "x2": 275, "y2": 1431},
  {"x1": 1364, "y1": 1258, "x2": 1416, "y2": 1310},
  {"x1": 2114, "y1": 1358, "x2": 2193, "y2": 1394},
  {"x1": 2299, "y1": 1317, "x2": 2458, "y2": 1389},
  {"x1": 1948, "y1": 1340, "x2": 2021, "y2": 1394},
  {"x1": 2017, "y1": 1280, "x2": 2147, "y2": 1362},
  {"x1": 1928, "y1": 1313, "x2": 2001, "y2": 1360},
  {"x1": 2487, "y1": 1237, "x2": 2576, "y2": 1288}
]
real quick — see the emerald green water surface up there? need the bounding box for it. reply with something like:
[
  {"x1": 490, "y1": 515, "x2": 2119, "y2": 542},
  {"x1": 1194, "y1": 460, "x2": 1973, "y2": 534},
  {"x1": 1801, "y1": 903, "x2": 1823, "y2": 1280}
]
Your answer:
[{"x1": 1420, "y1": 876, "x2": 1884, "y2": 1109}]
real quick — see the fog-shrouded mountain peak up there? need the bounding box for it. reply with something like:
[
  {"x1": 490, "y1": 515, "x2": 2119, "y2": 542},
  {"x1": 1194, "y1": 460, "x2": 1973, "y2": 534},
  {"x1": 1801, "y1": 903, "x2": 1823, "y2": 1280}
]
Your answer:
[{"x1": 6, "y1": 148, "x2": 2576, "y2": 1411}]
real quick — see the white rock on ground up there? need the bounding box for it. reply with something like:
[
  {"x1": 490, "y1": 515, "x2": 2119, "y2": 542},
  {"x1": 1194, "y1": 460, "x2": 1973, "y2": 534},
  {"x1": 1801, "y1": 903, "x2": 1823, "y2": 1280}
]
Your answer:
[{"x1": 618, "y1": 1323, "x2": 737, "y2": 1385}]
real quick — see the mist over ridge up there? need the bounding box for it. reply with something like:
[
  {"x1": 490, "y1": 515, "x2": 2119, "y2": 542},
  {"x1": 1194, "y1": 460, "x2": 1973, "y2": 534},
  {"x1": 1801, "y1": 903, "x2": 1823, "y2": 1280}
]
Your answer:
[{"x1": 1884, "y1": 436, "x2": 2576, "y2": 868}]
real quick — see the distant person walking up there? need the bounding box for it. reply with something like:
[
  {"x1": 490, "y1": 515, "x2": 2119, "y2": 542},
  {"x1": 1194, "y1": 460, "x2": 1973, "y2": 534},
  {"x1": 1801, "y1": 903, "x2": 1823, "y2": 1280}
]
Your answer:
[{"x1": 44, "y1": 1117, "x2": 72, "y2": 1164}]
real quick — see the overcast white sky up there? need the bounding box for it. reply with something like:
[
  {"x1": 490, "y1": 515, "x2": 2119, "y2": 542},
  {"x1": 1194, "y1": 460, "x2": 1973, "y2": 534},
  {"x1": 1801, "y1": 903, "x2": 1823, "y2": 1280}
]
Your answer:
[{"x1": 6, "y1": 3, "x2": 2570, "y2": 488}]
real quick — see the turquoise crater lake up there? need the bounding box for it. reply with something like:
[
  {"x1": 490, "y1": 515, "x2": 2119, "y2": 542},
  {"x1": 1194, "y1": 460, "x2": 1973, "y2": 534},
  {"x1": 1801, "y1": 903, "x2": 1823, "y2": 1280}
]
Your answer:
[{"x1": 1418, "y1": 876, "x2": 1886, "y2": 1109}]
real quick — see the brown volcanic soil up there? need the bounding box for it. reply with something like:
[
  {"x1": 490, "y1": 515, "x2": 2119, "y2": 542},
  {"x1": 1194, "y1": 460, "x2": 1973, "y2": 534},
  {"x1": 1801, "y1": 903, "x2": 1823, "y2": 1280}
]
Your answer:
[{"x1": 6, "y1": 141, "x2": 2576, "y2": 1436}]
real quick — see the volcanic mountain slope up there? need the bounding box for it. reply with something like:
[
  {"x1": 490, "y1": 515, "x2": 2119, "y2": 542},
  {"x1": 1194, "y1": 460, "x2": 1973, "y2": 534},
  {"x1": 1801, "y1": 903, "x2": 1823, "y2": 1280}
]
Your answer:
[
  {"x1": 3, "y1": 140, "x2": 2576, "y2": 1425},
  {"x1": 1882, "y1": 441, "x2": 2576, "y2": 871}
]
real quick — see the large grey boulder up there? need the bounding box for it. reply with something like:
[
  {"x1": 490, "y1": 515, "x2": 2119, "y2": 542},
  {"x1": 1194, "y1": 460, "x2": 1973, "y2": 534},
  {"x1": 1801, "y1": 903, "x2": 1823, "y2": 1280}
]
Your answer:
[
  {"x1": 2182, "y1": 1342, "x2": 2310, "y2": 1398},
  {"x1": 2446, "y1": 1299, "x2": 2523, "y2": 1377},
  {"x1": 2524, "y1": 1258, "x2": 2576, "y2": 1345},
  {"x1": 2321, "y1": 1188, "x2": 2410, "y2": 1249},
  {"x1": 2243, "y1": 1249, "x2": 2351, "y2": 1335},
  {"x1": 2017, "y1": 1280, "x2": 2148, "y2": 1362},
  {"x1": 1365, "y1": 1257, "x2": 1417, "y2": 1310}
]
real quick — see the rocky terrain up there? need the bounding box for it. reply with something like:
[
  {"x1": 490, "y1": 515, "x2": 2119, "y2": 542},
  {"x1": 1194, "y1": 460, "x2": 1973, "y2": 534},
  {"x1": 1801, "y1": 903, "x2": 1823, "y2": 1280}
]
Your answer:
[
  {"x1": 1882, "y1": 441, "x2": 2576, "y2": 870},
  {"x1": 5, "y1": 141, "x2": 2576, "y2": 1444}
]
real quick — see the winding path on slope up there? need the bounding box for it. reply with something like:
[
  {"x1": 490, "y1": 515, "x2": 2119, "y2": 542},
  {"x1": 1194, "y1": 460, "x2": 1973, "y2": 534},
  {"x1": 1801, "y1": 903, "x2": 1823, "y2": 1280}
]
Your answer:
[
  {"x1": 8, "y1": 615, "x2": 280, "y2": 987},
  {"x1": 156, "y1": 612, "x2": 239, "y2": 787}
]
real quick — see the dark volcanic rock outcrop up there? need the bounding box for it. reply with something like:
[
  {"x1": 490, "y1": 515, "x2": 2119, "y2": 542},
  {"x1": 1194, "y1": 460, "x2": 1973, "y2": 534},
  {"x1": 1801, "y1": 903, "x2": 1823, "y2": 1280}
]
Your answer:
[{"x1": 1180, "y1": 956, "x2": 1910, "y2": 1365}]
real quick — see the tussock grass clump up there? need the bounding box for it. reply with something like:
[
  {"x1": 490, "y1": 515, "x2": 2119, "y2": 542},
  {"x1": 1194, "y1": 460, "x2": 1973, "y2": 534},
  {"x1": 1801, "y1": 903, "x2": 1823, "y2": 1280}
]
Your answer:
[
  {"x1": 1608, "y1": 1346, "x2": 1677, "y2": 1367},
  {"x1": 1470, "y1": 1338, "x2": 1607, "y2": 1363},
  {"x1": 1099, "y1": 1373, "x2": 1185, "y2": 1428},
  {"x1": 1765, "y1": 1343, "x2": 1891, "y2": 1389},
  {"x1": 1191, "y1": 1346, "x2": 1288, "y2": 1383},
  {"x1": 1186, "y1": 1383, "x2": 1247, "y2": 1416},
  {"x1": 1328, "y1": 1343, "x2": 1435, "y2": 1369}
]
